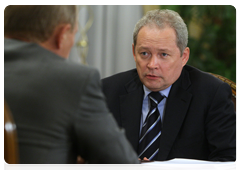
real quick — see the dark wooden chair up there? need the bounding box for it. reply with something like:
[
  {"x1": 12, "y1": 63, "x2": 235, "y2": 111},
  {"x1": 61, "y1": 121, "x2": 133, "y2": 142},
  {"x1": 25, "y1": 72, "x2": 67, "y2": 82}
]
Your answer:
[
  {"x1": 4, "y1": 101, "x2": 19, "y2": 164},
  {"x1": 209, "y1": 73, "x2": 236, "y2": 111}
]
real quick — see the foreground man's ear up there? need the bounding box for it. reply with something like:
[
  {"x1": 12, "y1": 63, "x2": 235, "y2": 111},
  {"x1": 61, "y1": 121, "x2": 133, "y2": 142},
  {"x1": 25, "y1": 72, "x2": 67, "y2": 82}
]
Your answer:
[{"x1": 55, "y1": 24, "x2": 71, "y2": 49}]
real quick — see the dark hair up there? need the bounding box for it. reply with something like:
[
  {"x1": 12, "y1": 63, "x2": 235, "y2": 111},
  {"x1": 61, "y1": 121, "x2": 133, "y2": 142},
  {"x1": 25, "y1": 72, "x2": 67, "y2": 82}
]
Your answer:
[{"x1": 4, "y1": 5, "x2": 77, "y2": 42}]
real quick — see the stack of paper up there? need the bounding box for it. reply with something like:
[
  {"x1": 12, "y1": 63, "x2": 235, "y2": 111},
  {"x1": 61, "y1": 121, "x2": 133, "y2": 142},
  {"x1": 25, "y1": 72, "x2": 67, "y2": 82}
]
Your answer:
[{"x1": 142, "y1": 158, "x2": 238, "y2": 170}]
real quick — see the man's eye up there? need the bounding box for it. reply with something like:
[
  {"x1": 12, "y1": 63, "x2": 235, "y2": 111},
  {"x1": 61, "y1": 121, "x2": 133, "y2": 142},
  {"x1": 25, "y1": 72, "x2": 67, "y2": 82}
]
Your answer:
[
  {"x1": 161, "y1": 53, "x2": 168, "y2": 57},
  {"x1": 141, "y1": 52, "x2": 149, "y2": 56}
]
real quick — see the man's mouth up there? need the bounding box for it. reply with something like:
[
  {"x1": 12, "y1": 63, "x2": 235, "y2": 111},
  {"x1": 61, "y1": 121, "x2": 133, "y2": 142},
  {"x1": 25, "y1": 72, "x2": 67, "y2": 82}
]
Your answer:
[{"x1": 146, "y1": 74, "x2": 159, "y2": 79}]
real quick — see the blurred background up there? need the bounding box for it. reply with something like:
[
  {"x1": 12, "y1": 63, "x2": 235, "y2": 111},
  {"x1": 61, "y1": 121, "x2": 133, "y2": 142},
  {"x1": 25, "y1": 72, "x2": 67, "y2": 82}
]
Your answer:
[{"x1": 69, "y1": 5, "x2": 236, "y2": 82}]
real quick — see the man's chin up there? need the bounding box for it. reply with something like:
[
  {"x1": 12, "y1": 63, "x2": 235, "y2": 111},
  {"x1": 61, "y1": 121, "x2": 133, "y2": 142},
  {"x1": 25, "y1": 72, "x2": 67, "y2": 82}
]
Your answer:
[
  {"x1": 145, "y1": 85, "x2": 161, "y2": 92},
  {"x1": 144, "y1": 82, "x2": 168, "y2": 92}
]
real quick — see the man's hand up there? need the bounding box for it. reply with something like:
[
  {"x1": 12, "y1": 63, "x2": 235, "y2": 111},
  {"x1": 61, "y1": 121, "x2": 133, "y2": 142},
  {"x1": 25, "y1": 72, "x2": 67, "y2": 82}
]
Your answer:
[
  {"x1": 76, "y1": 156, "x2": 86, "y2": 170},
  {"x1": 139, "y1": 157, "x2": 150, "y2": 162}
]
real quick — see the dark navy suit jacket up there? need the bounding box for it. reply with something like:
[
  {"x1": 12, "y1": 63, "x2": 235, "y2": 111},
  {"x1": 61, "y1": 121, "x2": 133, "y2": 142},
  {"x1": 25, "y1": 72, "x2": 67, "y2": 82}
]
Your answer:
[{"x1": 102, "y1": 65, "x2": 236, "y2": 161}]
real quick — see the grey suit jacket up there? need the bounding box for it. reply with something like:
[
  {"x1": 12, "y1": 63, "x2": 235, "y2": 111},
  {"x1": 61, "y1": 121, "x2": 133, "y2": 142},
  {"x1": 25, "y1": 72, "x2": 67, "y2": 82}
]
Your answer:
[
  {"x1": 102, "y1": 66, "x2": 236, "y2": 161},
  {"x1": 4, "y1": 38, "x2": 139, "y2": 164}
]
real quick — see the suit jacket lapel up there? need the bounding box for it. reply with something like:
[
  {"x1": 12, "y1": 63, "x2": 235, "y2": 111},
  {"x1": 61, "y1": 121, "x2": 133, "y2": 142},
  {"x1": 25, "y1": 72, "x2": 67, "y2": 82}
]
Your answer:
[
  {"x1": 120, "y1": 74, "x2": 144, "y2": 151},
  {"x1": 158, "y1": 68, "x2": 192, "y2": 160}
]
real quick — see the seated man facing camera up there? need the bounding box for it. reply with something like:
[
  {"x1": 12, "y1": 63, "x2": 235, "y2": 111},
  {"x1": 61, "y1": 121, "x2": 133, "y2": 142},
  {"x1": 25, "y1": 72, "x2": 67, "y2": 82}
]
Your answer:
[
  {"x1": 4, "y1": 5, "x2": 139, "y2": 164},
  {"x1": 102, "y1": 9, "x2": 236, "y2": 162}
]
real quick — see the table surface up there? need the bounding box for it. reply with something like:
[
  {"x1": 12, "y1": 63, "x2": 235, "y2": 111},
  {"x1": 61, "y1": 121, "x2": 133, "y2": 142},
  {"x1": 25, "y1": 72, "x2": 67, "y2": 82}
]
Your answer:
[
  {"x1": 141, "y1": 163, "x2": 238, "y2": 170},
  {"x1": 141, "y1": 167, "x2": 238, "y2": 170}
]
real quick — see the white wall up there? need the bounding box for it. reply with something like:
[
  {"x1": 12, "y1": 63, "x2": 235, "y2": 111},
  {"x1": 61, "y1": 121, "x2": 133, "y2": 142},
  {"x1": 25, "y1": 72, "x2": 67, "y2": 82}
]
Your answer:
[{"x1": 69, "y1": 5, "x2": 143, "y2": 78}]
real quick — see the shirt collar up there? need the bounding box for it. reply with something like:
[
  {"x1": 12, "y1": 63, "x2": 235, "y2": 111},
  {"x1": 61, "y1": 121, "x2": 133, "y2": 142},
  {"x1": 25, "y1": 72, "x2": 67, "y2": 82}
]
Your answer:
[{"x1": 143, "y1": 85, "x2": 172, "y2": 100}]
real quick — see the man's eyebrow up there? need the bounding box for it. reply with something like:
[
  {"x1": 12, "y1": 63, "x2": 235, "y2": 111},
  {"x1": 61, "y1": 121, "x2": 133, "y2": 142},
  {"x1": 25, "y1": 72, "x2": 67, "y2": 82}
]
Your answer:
[
  {"x1": 137, "y1": 46, "x2": 149, "y2": 50},
  {"x1": 158, "y1": 48, "x2": 170, "y2": 52},
  {"x1": 137, "y1": 46, "x2": 170, "y2": 52}
]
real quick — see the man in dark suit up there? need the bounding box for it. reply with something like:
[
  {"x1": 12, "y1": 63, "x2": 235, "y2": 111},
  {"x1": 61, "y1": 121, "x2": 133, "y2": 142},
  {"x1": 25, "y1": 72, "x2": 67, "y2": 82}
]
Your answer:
[
  {"x1": 4, "y1": 5, "x2": 139, "y2": 164},
  {"x1": 102, "y1": 9, "x2": 235, "y2": 162}
]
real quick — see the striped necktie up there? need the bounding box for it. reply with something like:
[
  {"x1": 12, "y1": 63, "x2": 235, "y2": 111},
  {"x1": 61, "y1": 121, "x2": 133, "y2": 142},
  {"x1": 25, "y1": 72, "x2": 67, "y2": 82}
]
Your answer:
[{"x1": 138, "y1": 92, "x2": 164, "y2": 160}]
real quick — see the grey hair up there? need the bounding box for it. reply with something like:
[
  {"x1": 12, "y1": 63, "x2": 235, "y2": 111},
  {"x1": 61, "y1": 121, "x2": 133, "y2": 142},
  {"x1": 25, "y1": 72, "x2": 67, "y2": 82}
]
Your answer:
[{"x1": 133, "y1": 9, "x2": 188, "y2": 55}]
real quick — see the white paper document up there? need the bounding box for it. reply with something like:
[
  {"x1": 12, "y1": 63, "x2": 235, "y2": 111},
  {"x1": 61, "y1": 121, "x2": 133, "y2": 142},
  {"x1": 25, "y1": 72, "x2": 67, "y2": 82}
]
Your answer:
[{"x1": 142, "y1": 158, "x2": 238, "y2": 170}]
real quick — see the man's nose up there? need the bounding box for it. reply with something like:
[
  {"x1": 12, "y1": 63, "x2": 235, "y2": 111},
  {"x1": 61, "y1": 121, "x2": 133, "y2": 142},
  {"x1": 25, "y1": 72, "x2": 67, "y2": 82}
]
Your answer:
[{"x1": 147, "y1": 55, "x2": 158, "y2": 69}]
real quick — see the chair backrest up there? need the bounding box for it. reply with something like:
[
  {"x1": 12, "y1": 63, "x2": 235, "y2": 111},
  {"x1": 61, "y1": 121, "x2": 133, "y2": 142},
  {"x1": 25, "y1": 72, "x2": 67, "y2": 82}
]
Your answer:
[
  {"x1": 209, "y1": 73, "x2": 236, "y2": 111},
  {"x1": 4, "y1": 100, "x2": 19, "y2": 164}
]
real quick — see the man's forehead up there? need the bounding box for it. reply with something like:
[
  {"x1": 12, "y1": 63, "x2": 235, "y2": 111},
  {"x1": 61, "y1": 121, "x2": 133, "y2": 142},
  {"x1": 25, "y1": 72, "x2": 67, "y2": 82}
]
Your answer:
[{"x1": 136, "y1": 26, "x2": 177, "y2": 43}]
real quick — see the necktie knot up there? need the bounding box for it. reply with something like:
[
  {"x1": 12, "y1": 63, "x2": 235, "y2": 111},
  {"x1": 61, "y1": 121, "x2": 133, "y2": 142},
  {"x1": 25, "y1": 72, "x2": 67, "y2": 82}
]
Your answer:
[{"x1": 149, "y1": 92, "x2": 164, "y2": 107}]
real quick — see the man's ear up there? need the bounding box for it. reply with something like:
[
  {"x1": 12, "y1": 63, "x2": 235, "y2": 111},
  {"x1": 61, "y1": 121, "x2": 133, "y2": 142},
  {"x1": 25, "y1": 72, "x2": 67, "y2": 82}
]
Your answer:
[
  {"x1": 132, "y1": 43, "x2": 136, "y2": 62},
  {"x1": 55, "y1": 24, "x2": 71, "y2": 49},
  {"x1": 181, "y1": 47, "x2": 190, "y2": 66}
]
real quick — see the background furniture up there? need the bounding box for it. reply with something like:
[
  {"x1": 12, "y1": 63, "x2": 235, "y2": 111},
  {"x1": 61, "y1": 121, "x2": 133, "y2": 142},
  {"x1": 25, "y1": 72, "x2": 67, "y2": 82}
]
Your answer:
[
  {"x1": 209, "y1": 73, "x2": 236, "y2": 111},
  {"x1": 4, "y1": 100, "x2": 19, "y2": 164}
]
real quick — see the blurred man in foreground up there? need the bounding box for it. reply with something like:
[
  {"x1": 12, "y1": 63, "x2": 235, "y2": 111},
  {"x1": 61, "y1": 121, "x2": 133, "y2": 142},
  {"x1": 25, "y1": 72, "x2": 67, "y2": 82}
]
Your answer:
[
  {"x1": 4, "y1": 5, "x2": 139, "y2": 164},
  {"x1": 102, "y1": 9, "x2": 236, "y2": 161}
]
